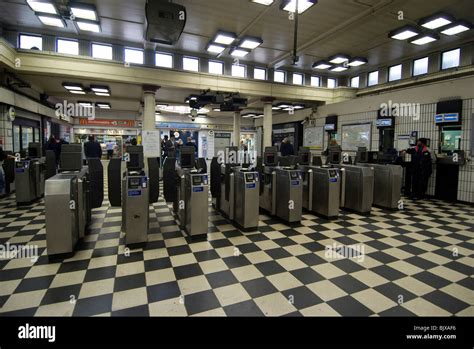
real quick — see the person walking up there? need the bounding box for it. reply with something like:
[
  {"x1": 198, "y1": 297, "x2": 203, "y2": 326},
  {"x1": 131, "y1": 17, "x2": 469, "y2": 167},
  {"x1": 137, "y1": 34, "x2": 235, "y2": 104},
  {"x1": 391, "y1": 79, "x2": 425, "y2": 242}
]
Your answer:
[
  {"x1": 280, "y1": 137, "x2": 295, "y2": 157},
  {"x1": 84, "y1": 135, "x2": 103, "y2": 160}
]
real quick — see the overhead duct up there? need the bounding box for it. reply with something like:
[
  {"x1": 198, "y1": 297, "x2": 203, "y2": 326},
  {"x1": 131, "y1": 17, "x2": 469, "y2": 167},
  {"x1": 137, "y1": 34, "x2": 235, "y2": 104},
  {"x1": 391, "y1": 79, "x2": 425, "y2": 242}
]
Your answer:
[{"x1": 145, "y1": 0, "x2": 187, "y2": 45}]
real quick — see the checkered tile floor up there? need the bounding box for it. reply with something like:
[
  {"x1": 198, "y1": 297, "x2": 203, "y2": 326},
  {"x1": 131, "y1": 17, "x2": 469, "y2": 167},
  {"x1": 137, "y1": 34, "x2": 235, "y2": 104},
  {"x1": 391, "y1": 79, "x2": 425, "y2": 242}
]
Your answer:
[{"x1": 0, "y1": 168, "x2": 473, "y2": 317}]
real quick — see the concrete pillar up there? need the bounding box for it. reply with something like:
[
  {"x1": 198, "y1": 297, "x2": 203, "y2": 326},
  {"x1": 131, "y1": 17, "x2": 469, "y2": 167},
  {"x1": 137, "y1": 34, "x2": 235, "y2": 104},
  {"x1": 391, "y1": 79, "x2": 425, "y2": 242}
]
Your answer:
[
  {"x1": 233, "y1": 111, "x2": 241, "y2": 147},
  {"x1": 262, "y1": 97, "x2": 275, "y2": 150},
  {"x1": 142, "y1": 85, "x2": 160, "y2": 156}
]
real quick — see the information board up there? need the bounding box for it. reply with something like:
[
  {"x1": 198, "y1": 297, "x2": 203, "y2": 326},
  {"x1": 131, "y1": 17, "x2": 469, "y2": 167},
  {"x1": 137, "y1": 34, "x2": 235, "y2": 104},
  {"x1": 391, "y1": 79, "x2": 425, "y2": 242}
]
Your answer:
[
  {"x1": 303, "y1": 126, "x2": 324, "y2": 150},
  {"x1": 341, "y1": 123, "x2": 372, "y2": 151},
  {"x1": 142, "y1": 131, "x2": 162, "y2": 158}
]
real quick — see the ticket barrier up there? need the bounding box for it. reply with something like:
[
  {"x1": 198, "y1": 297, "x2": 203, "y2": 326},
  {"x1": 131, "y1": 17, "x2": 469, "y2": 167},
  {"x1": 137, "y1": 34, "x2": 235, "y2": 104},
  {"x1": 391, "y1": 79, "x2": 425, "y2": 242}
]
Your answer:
[{"x1": 15, "y1": 143, "x2": 46, "y2": 205}]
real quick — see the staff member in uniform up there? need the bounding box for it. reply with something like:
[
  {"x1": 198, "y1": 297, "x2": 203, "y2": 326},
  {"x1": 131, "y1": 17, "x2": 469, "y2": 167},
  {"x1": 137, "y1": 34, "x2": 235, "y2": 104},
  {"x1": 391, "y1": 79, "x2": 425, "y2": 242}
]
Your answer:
[
  {"x1": 0, "y1": 146, "x2": 15, "y2": 196},
  {"x1": 403, "y1": 138, "x2": 433, "y2": 200}
]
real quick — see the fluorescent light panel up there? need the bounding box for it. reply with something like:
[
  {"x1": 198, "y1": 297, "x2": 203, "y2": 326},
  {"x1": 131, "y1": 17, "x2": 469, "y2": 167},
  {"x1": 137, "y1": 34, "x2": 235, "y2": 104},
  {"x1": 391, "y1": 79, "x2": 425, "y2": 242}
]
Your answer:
[
  {"x1": 312, "y1": 61, "x2": 331, "y2": 70},
  {"x1": 230, "y1": 47, "x2": 250, "y2": 57},
  {"x1": 206, "y1": 43, "x2": 226, "y2": 54},
  {"x1": 410, "y1": 34, "x2": 438, "y2": 45},
  {"x1": 239, "y1": 36, "x2": 263, "y2": 49},
  {"x1": 251, "y1": 0, "x2": 274, "y2": 5},
  {"x1": 37, "y1": 13, "x2": 65, "y2": 28},
  {"x1": 348, "y1": 57, "x2": 368, "y2": 67},
  {"x1": 329, "y1": 54, "x2": 349, "y2": 64},
  {"x1": 330, "y1": 65, "x2": 348, "y2": 72},
  {"x1": 70, "y1": 4, "x2": 98, "y2": 21},
  {"x1": 441, "y1": 21, "x2": 471, "y2": 35},
  {"x1": 77, "y1": 21, "x2": 101, "y2": 33},
  {"x1": 213, "y1": 31, "x2": 237, "y2": 45},
  {"x1": 27, "y1": 1, "x2": 57, "y2": 14},
  {"x1": 389, "y1": 26, "x2": 420, "y2": 40},
  {"x1": 281, "y1": 0, "x2": 317, "y2": 14},
  {"x1": 419, "y1": 13, "x2": 453, "y2": 29}
]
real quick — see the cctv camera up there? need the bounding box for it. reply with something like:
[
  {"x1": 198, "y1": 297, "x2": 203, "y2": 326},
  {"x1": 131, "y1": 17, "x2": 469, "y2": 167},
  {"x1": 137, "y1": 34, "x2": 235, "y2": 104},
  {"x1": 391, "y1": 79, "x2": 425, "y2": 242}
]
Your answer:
[
  {"x1": 191, "y1": 118, "x2": 196, "y2": 122},
  {"x1": 191, "y1": 109, "x2": 198, "y2": 118}
]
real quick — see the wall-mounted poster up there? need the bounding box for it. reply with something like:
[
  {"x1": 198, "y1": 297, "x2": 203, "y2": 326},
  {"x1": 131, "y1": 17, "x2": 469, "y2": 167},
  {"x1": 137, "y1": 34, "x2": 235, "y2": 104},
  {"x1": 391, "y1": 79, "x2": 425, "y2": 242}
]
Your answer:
[
  {"x1": 303, "y1": 126, "x2": 324, "y2": 150},
  {"x1": 341, "y1": 123, "x2": 372, "y2": 151}
]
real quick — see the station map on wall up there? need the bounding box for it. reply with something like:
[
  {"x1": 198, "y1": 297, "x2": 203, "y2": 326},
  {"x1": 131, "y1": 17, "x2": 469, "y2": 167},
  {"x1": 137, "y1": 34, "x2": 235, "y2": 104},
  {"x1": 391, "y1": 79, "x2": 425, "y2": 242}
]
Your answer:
[
  {"x1": 303, "y1": 126, "x2": 324, "y2": 150},
  {"x1": 341, "y1": 123, "x2": 372, "y2": 151}
]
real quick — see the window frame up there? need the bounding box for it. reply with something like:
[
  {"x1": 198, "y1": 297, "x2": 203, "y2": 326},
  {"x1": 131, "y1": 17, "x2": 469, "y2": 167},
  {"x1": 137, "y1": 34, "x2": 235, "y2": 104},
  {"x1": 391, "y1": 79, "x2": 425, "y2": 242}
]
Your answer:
[
  {"x1": 231, "y1": 64, "x2": 247, "y2": 78},
  {"x1": 183, "y1": 56, "x2": 200, "y2": 72},
  {"x1": 367, "y1": 70, "x2": 379, "y2": 86},
  {"x1": 310, "y1": 76, "x2": 321, "y2": 87},
  {"x1": 19, "y1": 33, "x2": 43, "y2": 50},
  {"x1": 208, "y1": 60, "x2": 224, "y2": 75},
  {"x1": 124, "y1": 47, "x2": 144, "y2": 65},
  {"x1": 350, "y1": 76, "x2": 360, "y2": 88},
  {"x1": 254, "y1": 67, "x2": 267, "y2": 80},
  {"x1": 274, "y1": 70, "x2": 286, "y2": 83},
  {"x1": 388, "y1": 64, "x2": 402, "y2": 82},
  {"x1": 327, "y1": 78, "x2": 337, "y2": 89},
  {"x1": 412, "y1": 56, "x2": 429, "y2": 77},
  {"x1": 56, "y1": 38, "x2": 79, "y2": 55},
  {"x1": 441, "y1": 48, "x2": 461, "y2": 71},
  {"x1": 91, "y1": 43, "x2": 113, "y2": 60},
  {"x1": 155, "y1": 52, "x2": 173, "y2": 68}
]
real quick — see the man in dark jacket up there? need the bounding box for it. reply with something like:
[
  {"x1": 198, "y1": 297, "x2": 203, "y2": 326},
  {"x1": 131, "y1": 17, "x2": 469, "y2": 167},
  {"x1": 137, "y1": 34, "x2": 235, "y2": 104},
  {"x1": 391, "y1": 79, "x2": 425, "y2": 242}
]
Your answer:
[
  {"x1": 84, "y1": 135, "x2": 103, "y2": 160},
  {"x1": 405, "y1": 138, "x2": 432, "y2": 200},
  {"x1": 280, "y1": 138, "x2": 295, "y2": 157}
]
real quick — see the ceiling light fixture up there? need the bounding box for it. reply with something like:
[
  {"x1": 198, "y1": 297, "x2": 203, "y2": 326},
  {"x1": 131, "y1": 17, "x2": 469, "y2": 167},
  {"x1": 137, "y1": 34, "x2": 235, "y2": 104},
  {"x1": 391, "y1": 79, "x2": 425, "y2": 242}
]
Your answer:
[
  {"x1": 440, "y1": 20, "x2": 472, "y2": 35},
  {"x1": 213, "y1": 31, "x2": 237, "y2": 45},
  {"x1": 70, "y1": 91, "x2": 86, "y2": 95},
  {"x1": 70, "y1": 3, "x2": 99, "y2": 21},
  {"x1": 239, "y1": 36, "x2": 263, "y2": 50},
  {"x1": 156, "y1": 103, "x2": 169, "y2": 108},
  {"x1": 213, "y1": 108, "x2": 221, "y2": 112},
  {"x1": 26, "y1": 0, "x2": 58, "y2": 14},
  {"x1": 230, "y1": 47, "x2": 251, "y2": 57},
  {"x1": 63, "y1": 83, "x2": 84, "y2": 91},
  {"x1": 419, "y1": 13, "x2": 454, "y2": 30},
  {"x1": 328, "y1": 54, "x2": 349, "y2": 64},
  {"x1": 206, "y1": 42, "x2": 226, "y2": 54},
  {"x1": 293, "y1": 104, "x2": 305, "y2": 110},
  {"x1": 91, "y1": 86, "x2": 110, "y2": 94},
  {"x1": 76, "y1": 20, "x2": 101, "y2": 33},
  {"x1": 251, "y1": 0, "x2": 274, "y2": 5},
  {"x1": 276, "y1": 103, "x2": 291, "y2": 109},
  {"x1": 410, "y1": 33, "x2": 439, "y2": 45},
  {"x1": 347, "y1": 57, "x2": 368, "y2": 67},
  {"x1": 242, "y1": 113, "x2": 256, "y2": 118},
  {"x1": 330, "y1": 65, "x2": 348, "y2": 72},
  {"x1": 389, "y1": 25, "x2": 420, "y2": 40},
  {"x1": 96, "y1": 103, "x2": 111, "y2": 109},
  {"x1": 78, "y1": 101, "x2": 93, "y2": 107},
  {"x1": 36, "y1": 13, "x2": 66, "y2": 28},
  {"x1": 280, "y1": 0, "x2": 317, "y2": 14},
  {"x1": 312, "y1": 60, "x2": 331, "y2": 70}
]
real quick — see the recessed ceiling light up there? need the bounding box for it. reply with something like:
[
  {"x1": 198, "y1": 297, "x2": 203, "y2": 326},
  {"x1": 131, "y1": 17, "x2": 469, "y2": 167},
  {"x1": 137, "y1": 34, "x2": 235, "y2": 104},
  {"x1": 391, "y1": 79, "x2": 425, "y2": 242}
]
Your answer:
[
  {"x1": 95, "y1": 92, "x2": 110, "y2": 97},
  {"x1": 156, "y1": 103, "x2": 169, "y2": 108},
  {"x1": 239, "y1": 36, "x2": 263, "y2": 50},
  {"x1": 312, "y1": 60, "x2": 331, "y2": 70},
  {"x1": 36, "y1": 13, "x2": 65, "y2": 28},
  {"x1": 410, "y1": 34, "x2": 439, "y2": 45},
  {"x1": 441, "y1": 20, "x2": 472, "y2": 35},
  {"x1": 276, "y1": 103, "x2": 291, "y2": 109},
  {"x1": 96, "y1": 103, "x2": 111, "y2": 109},
  {"x1": 160, "y1": 105, "x2": 209, "y2": 114},
  {"x1": 27, "y1": 1, "x2": 57, "y2": 14},
  {"x1": 348, "y1": 57, "x2": 368, "y2": 67},
  {"x1": 230, "y1": 47, "x2": 250, "y2": 57},
  {"x1": 272, "y1": 106, "x2": 281, "y2": 110},
  {"x1": 70, "y1": 4, "x2": 99, "y2": 21},
  {"x1": 76, "y1": 20, "x2": 101, "y2": 33},
  {"x1": 78, "y1": 101, "x2": 93, "y2": 107},
  {"x1": 389, "y1": 25, "x2": 420, "y2": 40},
  {"x1": 242, "y1": 113, "x2": 256, "y2": 118},
  {"x1": 251, "y1": 0, "x2": 274, "y2": 5},
  {"x1": 91, "y1": 86, "x2": 110, "y2": 94},
  {"x1": 63, "y1": 83, "x2": 84, "y2": 91},
  {"x1": 419, "y1": 13, "x2": 454, "y2": 30},
  {"x1": 206, "y1": 42, "x2": 226, "y2": 54},
  {"x1": 254, "y1": 114, "x2": 264, "y2": 119},
  {"x1": 293, "y1": 104, "x2": 305, "y2": 110},
  {"x1": 213, "y1": 31, "x2": 237, "y2": 45},
  {"x1": 330, "y1": 65, "x2": 348, "y2": 72},
  {"x1": 70, "y1": 90, "x2": 86, "y2": 95},
  {"x1": 213, "y1": 108, "x2": 221, "y2": 112},
  {"x1": 281, "y1": 0, "x2": 317, "y2": 14},
  {"x1": 329, "y1": 54, "x2": 349, "y2": 64}
]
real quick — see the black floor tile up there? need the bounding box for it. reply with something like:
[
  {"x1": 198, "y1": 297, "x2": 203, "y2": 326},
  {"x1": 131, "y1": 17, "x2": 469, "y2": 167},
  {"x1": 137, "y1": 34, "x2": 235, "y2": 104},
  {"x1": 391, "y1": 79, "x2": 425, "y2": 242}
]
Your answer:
[
  {"x1": 147, "y1": 281, "x2": 180, "y2": 303},
  {"x1": 112, "y1": 304, "x2": 149, "y2": 317},
  {"x1": 242, "y1": 278, "x2": 278, "y2": 298},
  {"x1": 222, "y1": 256, "x2": 251, "y2": 269},
  {"x1": 14, "y1": 275, "x2": 55, "y2": 293},
  {"x1": 423, "y1": 290, "x2": 470, "y2": 314},
  {"x1": 223, "y1": 300, "x2": 265, "y2": 317},
  {"x1": 328, "y1": 296, "x2": 374, "y2": 316},
  {"x1": 206, "y1": 270, "x2": 239, "y2": 289},
  {"x1": 183, "y1": 290, "x2": 220, "y2": 316},
  {"x1": 412, "y1": 271, "x2": 451, "y2": 289},
  {"x1": 114, "y1": 273, "x2": 146, "y2": 292},
  {"x1": 371, "y1": 265, "x2": 407, "y2": 281},
  {"x1": 254, "y1": 261, "x2": 286, "y2": 276},
  {"x1": 173, "y1": 263, "x2": 203, "y2": 280},
  {"x1": 84, "y1": 266, "x2": 117, "y2": 283},
  {"x1": 144, "y1": 257, "x2": 172, "y2": 272},
  {"x1": 330, "y1": 275, "x2": 369, "y2": 294},
  {"x1": 290, "y1": 268, "x2": 325, "y2": 285},
  {"x1": 282, "y1": 286, "x2": 323, "y2": 310},
  {"x1": 41, "y1": 284, "x2": 82, "y2": 306},
  {"x1": 73, "y1": 294, "x2": 113, "y2": 316}
]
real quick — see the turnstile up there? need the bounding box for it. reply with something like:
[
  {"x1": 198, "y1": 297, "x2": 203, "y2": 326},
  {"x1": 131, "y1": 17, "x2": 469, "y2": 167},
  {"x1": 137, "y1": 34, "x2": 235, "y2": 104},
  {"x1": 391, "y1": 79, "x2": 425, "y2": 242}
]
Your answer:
[
  {"x1": 310, "y1": 166, "x2": 341, "y2": 218},
  {"x1": 45, "y1": 174, "x2": 79, "y2": 258},
  {"x1": 259, "y1": 166, "x2": 303, "y2": 223},
  {"x1": 335, "y1": 164, "x2": 374, "y2": 214},
  {"x1": 15, "y1": 159, "x2": 45, "y2": 205},
  {"x1": 300, "y1": 166, "x2": 313, "y2": 211},
  {"x1": 174, "y1": 170, "x2": 209, "y2": 237},
  {"x1": 122, "y1": 171, "x2": 149, "y2": 246},
  {"x1": 361, "y1": 164, "x2": 402, "y2": 209},
  {"x1": 217, "y1": 166, "x2": 260, "y2": 231}
]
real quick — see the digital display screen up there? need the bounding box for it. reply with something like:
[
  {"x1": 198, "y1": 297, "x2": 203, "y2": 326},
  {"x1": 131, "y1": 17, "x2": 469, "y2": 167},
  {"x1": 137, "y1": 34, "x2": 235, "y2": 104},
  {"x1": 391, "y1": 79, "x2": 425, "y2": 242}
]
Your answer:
[
  {"x1": 16, "y1": 162, "x2": 26, "y2": 169},
  {"x1": 246, "y1": 173, "x2": 255, "y2": 182},
  {"x1": 192, "y1": 176, "x2": 202, "y2": 185},
  {"x1": 181, "y1": 154, "x2": 192, "y2": 168},
  {"x1": 129, "y1": 154, "x2": 140, "y2": 169},
  {"x1": 325, "y1": 124, "x2": 335, "y2": 131},
  {"x1": 129, "y1": 178, "x2": 140, "y2": 187},
  {"x1": 290, "y1": 172, "x2": 299, "y2": 180},
  {"x1": 329, "y1": 170, "x2": 337, "y2": 177},
  {"x1": 28, "y1": 147, "x2": 39, "y2": 158},
  {"x1": 376, "y1": 119, "x2": 393, "y2": 127},
  {"x1": 265, "y1": 154, "x2": 276, "y2": 166}
]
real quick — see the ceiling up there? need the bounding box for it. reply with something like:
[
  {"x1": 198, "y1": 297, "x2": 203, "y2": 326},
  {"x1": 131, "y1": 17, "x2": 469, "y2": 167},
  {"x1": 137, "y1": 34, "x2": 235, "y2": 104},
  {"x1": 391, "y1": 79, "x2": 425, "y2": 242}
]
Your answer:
[
  {"x1": 1, "y1": 0, "x2": 473, "y2": 120},
  {"x1": 1, "y1": 0, "x2": 473, "y2": 72}
]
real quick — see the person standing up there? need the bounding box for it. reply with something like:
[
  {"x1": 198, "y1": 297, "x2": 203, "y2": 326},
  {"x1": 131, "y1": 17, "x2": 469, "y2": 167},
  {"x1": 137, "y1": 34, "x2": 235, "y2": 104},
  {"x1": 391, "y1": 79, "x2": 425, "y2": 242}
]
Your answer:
[
  {"x1": 280, "y1": 137, "x2": 295, "y2": 157},
  {"x1": 0, "y1": 146, "x2": 15, "y2": 196},
  {"x1": 84, "y1": 135, "x2": 103, "y2": 160},
  {"x1": 106, "y1": 140, "x2": 115, "y2": 160},
  {"x1": 404, "y1": 138, "x2": 433, "y2": 200},
  {"x1": 46, "y1": 136, "x2": 60, "y2": 165}
]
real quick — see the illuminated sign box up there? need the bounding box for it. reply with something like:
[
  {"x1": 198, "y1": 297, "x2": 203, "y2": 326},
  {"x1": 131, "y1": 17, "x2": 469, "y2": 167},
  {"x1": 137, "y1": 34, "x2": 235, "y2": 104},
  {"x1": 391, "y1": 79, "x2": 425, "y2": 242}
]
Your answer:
[
  {"x1": 435, "y1": 113, "x2": 460, "y2": 124},
  {"x1": 324, "y1": 124, "x2": 336, "y2": 131},
  {"x1": 376, "y1": 119, "x2": 393, "y2": 127}
]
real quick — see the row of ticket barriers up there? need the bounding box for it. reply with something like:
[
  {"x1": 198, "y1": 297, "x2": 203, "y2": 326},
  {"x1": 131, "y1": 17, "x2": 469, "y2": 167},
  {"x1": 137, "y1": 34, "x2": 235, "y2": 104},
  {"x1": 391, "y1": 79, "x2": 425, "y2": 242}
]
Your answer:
[{"x1": 22, "y1": 141, "x2": 402, "y2": 260}]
